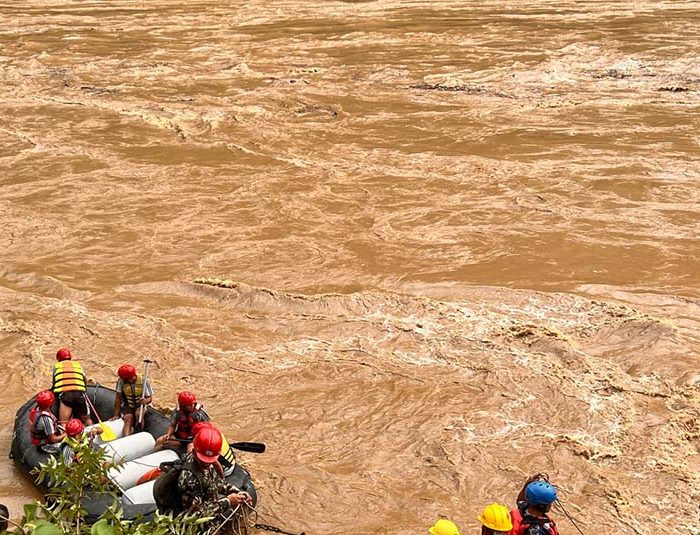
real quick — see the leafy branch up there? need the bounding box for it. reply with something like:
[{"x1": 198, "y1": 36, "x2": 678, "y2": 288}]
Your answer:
[{"x1": 6, "y1": 440, "x2": 208, "y2": 535}]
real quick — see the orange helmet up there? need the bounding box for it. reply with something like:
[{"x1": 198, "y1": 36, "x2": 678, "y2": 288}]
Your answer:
[
  {"x1": 118, "y1": 364, "x2": 136, "y2": 381},
  {"x1": 36, "y1": 390, "x2": 55, "y2": 410},
  {"x1": 193, "y1": 426, "x2": 222, "y2": 464},
  {"x1": 178, "y1": 391, "x2": 196, "y2": 407},
  {"x1": 56, "y1": 348, "x2": 72, "y2": 361},
  {"x1": 65, "y1": 418, "x2": 84, "y2": 438}
]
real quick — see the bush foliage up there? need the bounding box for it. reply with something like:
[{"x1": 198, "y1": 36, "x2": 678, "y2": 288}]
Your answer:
[{"x1": 4, "y1": 439, "x2": 210, "y2": 535}]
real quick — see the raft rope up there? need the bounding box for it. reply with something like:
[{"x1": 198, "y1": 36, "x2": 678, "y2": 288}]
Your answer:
[
  {"x1": 254, "y1": 523, "x2": 306, "y2": 535},
  {"x1": 220, "y1": 503, "x2": 305, "y2": 535},
  {"x1": 0, "y1": 511, "x2": 21, "y2": 529},
  {"x1": 206, "y1": 504, "x2": 244, "y2": 535},
  {"x1": 555, "y1": 499, "x2": 585, "y2": 535}
]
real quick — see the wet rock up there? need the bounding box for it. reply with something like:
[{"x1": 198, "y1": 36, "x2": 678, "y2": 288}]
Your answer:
[
  {"x1": 657, "y1": 86, "x2": 690, "y2": 92},
  {"x1": 79, "y1": 85, "x2": 119, "y2": 96},
  {"x1": 410, "y1": 82, "x2": 488, "y2": 93},
  {"x1": 295, "y1": 104, "x2": 339, "y2": 119},
  {"x1": 410, "y1": 82, "x2": 514, "y2": 98},
  {"x1": 592, "y1": 68, "x2": 632, "y2": 79}
]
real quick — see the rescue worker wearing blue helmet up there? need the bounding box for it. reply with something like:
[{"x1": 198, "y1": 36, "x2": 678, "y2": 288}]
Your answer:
[{"x1": 510, "y1": 473, "x2": 560, "y2": 535}]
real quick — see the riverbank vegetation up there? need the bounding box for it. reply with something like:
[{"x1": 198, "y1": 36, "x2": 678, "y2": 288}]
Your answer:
[{"x1": 4, "y1": 441, "x2": 206, "y2": 535}]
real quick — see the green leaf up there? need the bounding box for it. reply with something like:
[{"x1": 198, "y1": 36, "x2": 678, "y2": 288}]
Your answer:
[
  {"x1": 21, "y1": 503, "x2": 38, "y2": 522},
  {"x1": 32, "y1": 520, "x2": 63, "y2": 535},
  {"x1": 91, "y1": 518, "x2": 119, "y2": 535}
]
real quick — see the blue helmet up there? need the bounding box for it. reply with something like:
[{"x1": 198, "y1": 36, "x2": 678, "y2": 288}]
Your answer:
[{"x1": 525, "y1": 481, "x2": 557, "y2": 506}]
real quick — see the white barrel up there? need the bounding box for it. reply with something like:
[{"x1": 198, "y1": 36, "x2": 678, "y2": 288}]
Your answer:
[
  {"x1": 122, "y1": 480, "x2": 156, "y2": 506},
  {"x1": 109, "y1": 450, "x2": 178, "y2": 491},
  {"x1": 89, "y1": 419, "x2": 126, "y2": 445},
  {"x1": 101, "y1": 432, "x2": 155, "y2": 464}
]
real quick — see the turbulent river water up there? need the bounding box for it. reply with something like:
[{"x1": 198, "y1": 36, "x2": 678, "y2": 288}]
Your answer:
[{"x1": 1, "y1": 1, "x2": 700, "y2": 533}]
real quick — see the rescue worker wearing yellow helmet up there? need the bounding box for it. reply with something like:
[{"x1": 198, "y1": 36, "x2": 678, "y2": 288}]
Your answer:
[
  {"x1": 478, "y1": 503, "x2": 513, "y2": 535},
  {"x1": 428, "y1": 518, "x2": 460, "y2": 535}
]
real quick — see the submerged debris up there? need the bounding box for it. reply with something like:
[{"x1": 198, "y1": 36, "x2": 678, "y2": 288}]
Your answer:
[{"x1": 657, "y1": 86, "x2": 690, "y2": 92}]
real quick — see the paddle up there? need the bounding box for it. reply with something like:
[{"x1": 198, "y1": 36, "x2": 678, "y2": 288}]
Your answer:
[
  {"x1": 96, "y1": 422, "x2": 117, "y2": 442},
  {"x1": 83, "y1": 392, "x2": 117, "y2": 441},
  {"x1": 229, "y1": 441, "x2": 266, "y2": 454},
  {"x1": 137, "y1": 359, "x2": 153, "y2": 429},
  {"x1": 181, "y1": 438, "x2": 266, "y2": 454}
]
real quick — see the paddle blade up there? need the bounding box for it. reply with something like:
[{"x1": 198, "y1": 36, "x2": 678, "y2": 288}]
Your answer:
[
  {"x1": 98, "y1": 422, "x2": 117, "y2": 442},
  {"x1": 230, "y1": 442, "x2": 266, "y2": 454}
]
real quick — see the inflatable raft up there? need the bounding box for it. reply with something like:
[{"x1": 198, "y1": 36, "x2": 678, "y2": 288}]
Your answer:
[{"x1": 10, "y1": 385, "x2": 257, "y2": 523}]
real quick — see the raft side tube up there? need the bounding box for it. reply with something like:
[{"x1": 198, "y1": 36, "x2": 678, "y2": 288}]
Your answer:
[{"x1": 109, "y1": 450, "x2": 179, "y2": 491}]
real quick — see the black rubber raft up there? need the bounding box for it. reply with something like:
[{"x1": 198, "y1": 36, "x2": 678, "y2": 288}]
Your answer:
[{"x1": 11, "y1": 384, "x2": 257, "y2": 523}]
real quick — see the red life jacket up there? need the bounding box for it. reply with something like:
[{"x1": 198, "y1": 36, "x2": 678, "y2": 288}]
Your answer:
[
  {"x1": 511, "y1": 505, "x2": 559, "y2": 535},
  {"x1": 173, "y1": 404, "x2": 206, "y2": 439},
  {"x1": 30, "y1": 407, "x2": 58, "y2": 446}
]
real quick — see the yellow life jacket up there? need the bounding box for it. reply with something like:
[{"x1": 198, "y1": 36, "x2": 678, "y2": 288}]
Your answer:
[
  {"x1": 63, "y1": 435, "x2": 86, "y2": 451},
  {"x1": 121, "y1": 376, "x2": 144, "y2": 408},
  {"x1": 219, "y1": 431, "x2": 236, "y2": 468},
  {"x1": 52, "y1": 361, "x2": 86, "y2": 393}
]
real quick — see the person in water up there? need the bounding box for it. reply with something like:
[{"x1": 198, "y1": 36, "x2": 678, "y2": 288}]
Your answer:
[
  {"x1": 428, "y1": 518, "x2": 460, "y2": 535},
  {"x1": 110, "y1": 364, "x2": 153, "y2": 436},
  {"x1": 156, "y1": 391, "x2": 209, "y2": 453},
  {"x1": 30, "y1": 390, "x2": 66, "y2": 455},
  {"x1": 176, "y1": 427, "x2": 251, "y2": 518},
  {"x1": 510, "y1": 474, "x2": 560, "y2": 535},
  {"x1": 477, "y1": 503, "x2": 513, "y2": 535},
  {"x1": 51, "y1": 347, "x2": 92, "y2": 426}
]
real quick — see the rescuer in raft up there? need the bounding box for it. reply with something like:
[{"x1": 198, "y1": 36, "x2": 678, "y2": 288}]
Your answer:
[
  {"x1": 154, "y1": 426, "x2": 251, "y2": 519},
  {"x1": 51, "y1": 348, "x2": 92, "y2": 426},
  {"x1": 60, "y1": 417, "x2": 103, "y2": 466},
  {"x1": 189, "y1": 421, "x2": 237, "y2": 477},
  {"x1": 110, "y1": 363, "x2": 153, "y2": 436},
  {"x1": 155, "y1": 391, "x2": 210, "y2": 454},
  {"x1": 29, "y1": 390, "x2": 66, "y2": 455}
]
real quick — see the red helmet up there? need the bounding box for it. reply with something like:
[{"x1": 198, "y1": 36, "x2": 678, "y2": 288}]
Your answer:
[
  {"x1": 56, "y1": 348, "x2": 72, "y2": 361},
  {"x1": 178, "y1": 391, "x2": 196, "y2": 407},
  {"x1": 192, "y1": 421, "x2": 214, "y2": 437},
  {"x1": 193, "y1": 426, "x2": 222, "y2": 464},
  {"x1": 118, "y1": 364, "x2": 136, "y2": 381},
  {"x1": 36, "y1": 390, "x2": 55, "y2": 410},
  {"x1": 65, "y1": 418, "x2": 84, "y2": 437}
]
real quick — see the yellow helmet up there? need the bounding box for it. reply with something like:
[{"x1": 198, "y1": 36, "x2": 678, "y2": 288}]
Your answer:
[
  {"x1": 477, "y1": 503, "x2": 513, "y2": 531},
  {"x1": 428, "y1": 518, "x2": 460, "y2": 535}
]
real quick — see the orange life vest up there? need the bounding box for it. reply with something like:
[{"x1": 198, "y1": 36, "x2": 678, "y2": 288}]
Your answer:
[{"x1": 52, "y1": 361, "x2": 86, "y2": 393}]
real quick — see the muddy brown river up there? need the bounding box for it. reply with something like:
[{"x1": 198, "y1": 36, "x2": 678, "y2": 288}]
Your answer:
[{"x1": 1, "y1": 1, "x2": 699, "y2": 533}]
